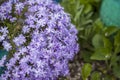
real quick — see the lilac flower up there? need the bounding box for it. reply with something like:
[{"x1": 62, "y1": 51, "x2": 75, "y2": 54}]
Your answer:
[
  {"x1": 15, "y1": 2, "x2": 24, "y2": 14},
  {"x1": 0, "y1": 27, "x2": 8, "y2": 34},
  {"x1": 0, "y1": 35, "x2": 5, "y2": 42},
  {"x1": 0, "y1": 1, "x2": 12, "y2": 20},
  {"x1": 13, "y1": 34, "x2": 26, "y2": 46},
  {"x1": 2, "y1": 41, "x2": 12, "y2": 51},
  {"x1": 0, "y1": 56, "x2": 6, "y2": 67},
  {"x1": 22, "y1": 26, "x2": 30, "y2": 34},
  {"x1": 36, "y1": 18, "x2": 47, "y2": 27},
  {"x1": 11, "y1": 0, "x2": 19, "y2": 3},
  {"x1": 18, "y1": 47, "x2": 27, "y2": 54},
  {"x1": 0, "y1": 27, "x2": 8, "y2": 42},
  {"x1": 10, "y1": 17, "x2": 17, "y2": 22}
]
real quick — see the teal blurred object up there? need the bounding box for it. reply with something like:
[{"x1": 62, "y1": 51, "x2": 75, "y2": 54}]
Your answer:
[
  {"x1": 0, "y1": 50, "x2": 8, "y2": 75},
  {"x1": 0, "y1": 50, "x2": 8, "y2": 60},
  {"x1": 100, "y1": 0, "x2": 120, "y2": 27},
  {"x1": 0, "y1": 67, "x2": 6, "y2": 75},
  {"x1": 53, "y1": 0, "x2": 61, "y2": 3}
]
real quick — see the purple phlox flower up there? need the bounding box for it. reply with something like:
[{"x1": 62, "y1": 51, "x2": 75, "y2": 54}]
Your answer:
[
  {"x1": 10, "y1": 17, "x2": 17, "y2": 22},
  {"x1": 13, "y1": 34, "x2": 26, "y2": 46},
  {"x1": 22, "y1": 25, "x2": 30, "y2": 34},
  {"x1": 2, "y1": 41, "x2": 12, "y2": 51},
  {"x1": 36, "y1": 18, "x2": 47, "y2": 27},
  {"x1": 26, "y1": 0, "x2": 36, "y2": 5},
  {"x1": 0, "y1": 1, "x2": 12, "y2": 20},
  {"x1": 0, "y1": 27, "x2": 8, "y2": 34},
  {"x1": 15, "y1": 2, "x2": 24, "y2": 14},
  {"x1": 0, "y1": 56, "x2": 6, "y2": 67},
  {"x1": 18, "y1": 47, "x2": 27, "y2": 54},
  {"x1": 0, "y1": 35, "x2": 5, "y2": 42}
]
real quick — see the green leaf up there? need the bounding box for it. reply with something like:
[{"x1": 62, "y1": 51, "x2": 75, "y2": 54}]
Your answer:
[
  {"x1": 110, "y1": 55, "x2": 119, "y2": 67},
  {"x1": 113, "y1": 64, "x2": 120, "y2": 78},
  {"x1": 114, "y1": 31, "x2": 120, "y2": 53},
  {"x1": 81, "y1": 51, "x2": 92, "y2": 63},
  {"x1": 92, "y1": 33, "x2": 112, "y2": 49},
  {"x1": 91, "y1": 48, "x2": 111, "y2": 60},
  {"x1": 92, "y1": 34, "x2": 103, "y2": 48},
  {"x1": 103, "y1": 75, "x2": 114, "y2": 80},
  {"x1": 92, "y1": 34, "x2": 112, "y2": 60},
  {"x1": 104, "y1": 26, "x2": 118, "y2": 37},
  {"x1": 83, "y1": 4, "x2": 92, "y2": 14},
  {"x1": 91, "y1": 71, "x2": 101, "y2": 80},
  {"x1": 81, "y1": 63, "x2": 92, "y2": 80},
  {"x1": 102, "y1": 37, "x2": 112, "y2": 50},
  {"x1": 94, "y1": 18, "x2": 104, "y2": 30},
  {"x1": 74, "y1": 5, "x2": 83, "y2": 22}
]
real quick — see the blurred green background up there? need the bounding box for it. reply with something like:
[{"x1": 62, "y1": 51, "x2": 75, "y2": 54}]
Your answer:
[{"x1": 59, "y1": 0, "x2": 120, "y2": 80}]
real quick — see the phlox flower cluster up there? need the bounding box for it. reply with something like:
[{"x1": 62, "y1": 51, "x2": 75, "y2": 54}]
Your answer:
[{"x1": 0, "y1": 0, "x2": 79, "y2": 80}]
